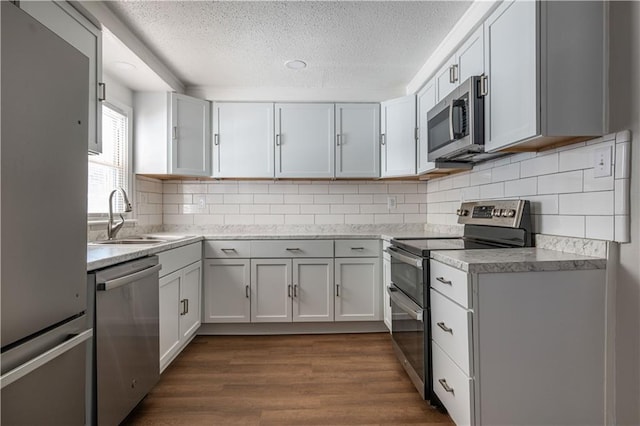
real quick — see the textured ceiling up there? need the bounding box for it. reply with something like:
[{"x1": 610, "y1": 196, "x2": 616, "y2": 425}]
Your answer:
[{"x1": 106, "y1": 1, "x2": 472, "y2": 95}]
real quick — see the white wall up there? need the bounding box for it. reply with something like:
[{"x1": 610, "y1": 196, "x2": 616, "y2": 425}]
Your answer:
[{"x1": 609, "y1": 2, "x2": 640, "y2": 424}]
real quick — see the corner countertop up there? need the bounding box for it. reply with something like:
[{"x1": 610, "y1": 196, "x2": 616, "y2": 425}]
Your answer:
[{"x1": 431, "y1": 247, "x2": 607, "y2": 273}]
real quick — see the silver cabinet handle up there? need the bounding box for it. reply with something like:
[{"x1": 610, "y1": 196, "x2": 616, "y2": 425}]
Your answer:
[
  {"x1": 0, "y1": 329, "x2": 93, "y2": 389},
  {"x1": 288, "y1": 285, "x2": 292, "y2": 298},
  {"x1": 286, "y1": 248, "x2": 301, "y2": 252},
  {"x1": 245, "y1": 285, "x2": 250, "y2": 299},
  {"x1": 480, "y1": 75, "x2": 489, "y2": 96},
  {"x1": 172, "y1": 126, "x2": 178, "y2": 140},
  {"x1": 336, "y1": 134, "x2": 342, "y2": 146},
  {"x1": 214, "y1": 133, "x2": 219, "y2": 146},
  {"x1": 276, "y1": 134, "x2": 281, "y2": 146},
  {"x1": 380, "y1": 133, "x2": 386, "y2": 145},
  {"x1": 185, "y1": 298, "x2": 189, "y2": 315},
  {"x1": 438, "y1": 378, "x2": 454, "y2": 394},
  {"x1": 437, "y1": 322, "x2": 453, "y2": 334},
  {"x1": 98, "y1": 82, "x2": 106, "y2": 101},
  {"x1": 449, "y1": 65, "x2": 455, "y2": 83},
  {"x1": 180, "y1": 299, "x2": 186, "y2": 316},
  {"x1": 221, "y1": 248, "x2": 237, "y2": 252},
  {"x1": 350, "y1": 247, "x2": 365, "y2": 251},
  {"x1": 336, "y1": 284, "x2": 340, "y2": 297},
  {"x1": 293, "y1": 285, "x2": 298, "y2": 298},
  {"x1": 98, "y1": 264, "x2": 162, "y2": 291},
  {"x1": 436, "y1": 277, "x2": 452, "y2": 285},
  {"x1": 452, "y1": 64, "x2": 459, "y2": 83}
]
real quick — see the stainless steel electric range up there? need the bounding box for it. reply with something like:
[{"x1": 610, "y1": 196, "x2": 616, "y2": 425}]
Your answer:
[{"x1": 386, "y1": 199, "x2": 532, "y2": 406}]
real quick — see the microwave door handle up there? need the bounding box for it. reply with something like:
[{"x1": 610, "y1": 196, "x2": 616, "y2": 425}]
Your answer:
[
  {"x1": 448, "y1": 103, "x2": 455, "y2": 141},
  {"x1": 451, "y1": 99, "x2": 466, "y2": 139}
]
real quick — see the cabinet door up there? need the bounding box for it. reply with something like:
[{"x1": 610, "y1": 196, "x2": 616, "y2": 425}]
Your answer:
[
  {"x1": 203, "y1": 259, "x2": 250, "y2": 323},
  {"x1": 380, "y1": 95, "x2": 416, "y2": 177},
  {"x1": 19, "y1": 0, "x2": 102, "y2": 154},
  {"x1": 251, "y1": 259, "x2": 292, "y2": 322},
  {"x1": 275, "y1": 103, "x2": 335, "y2": 178},
  {"x1": 457, "y1": 26, "x2": 484, "y2": 84},
  {"x1": 334, "y1": 258, "x2": 381, "y2": 321},
  {"x1": 213, "y1": 102, "x2": 274, "y2": 178},
  {"x1": 484, "y1": 0, "x2": 538, "y2": 152},
  {"x1": 435, "y1": 56, "x2": 458, "y2": 102},
  {"x1": 159, "y1": 270, "x2": 181, "y2": 372},
  {"x1": 292, "y1": 259, "x2": 334, "y2": 322},
  {"x1": 417, "y1": 80, "x2": 437, "y2": 174},
  {"x1": 335, "y1": 104, "x2": 380, "y2": 178},
  {"x1": 179, "y1": 261, "x2": 201, "y2": 340},
  {"x1": 171, "y1": 93, "x2": 211, "y2": 176}
]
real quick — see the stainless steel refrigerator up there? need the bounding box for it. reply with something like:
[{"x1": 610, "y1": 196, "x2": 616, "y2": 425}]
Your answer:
[{"x1": 1, "y1": 2, "x2": 92, "y2": 424}]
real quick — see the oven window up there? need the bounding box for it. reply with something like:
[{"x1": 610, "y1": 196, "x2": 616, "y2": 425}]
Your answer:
[
  {"x1": 390, "y1": 256, "x2": 425, "y2": 306},
  {"x1": 390, "y1": 297, "x2": 425, "y2": 380}
]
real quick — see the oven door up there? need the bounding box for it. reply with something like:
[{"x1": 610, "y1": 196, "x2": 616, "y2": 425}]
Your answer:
[
  {"x1": 387, "y1": 246, "x2": 426, "y2": 306},
  {"x1": 388, "y1": 284, "x2": 426, "y2": 399}
]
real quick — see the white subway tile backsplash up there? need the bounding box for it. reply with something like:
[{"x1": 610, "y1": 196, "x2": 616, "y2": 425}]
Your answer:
[
  {"x1": 451, "y1": 174, "x2": 471, "y2": 189},
  {"x1": 535, "y1": 215, "x2": 585, "y2": 238},
  {"x1": 345, "y1": 214, "x2": 375, "y2": 224},
  {"x1": 504, "y1": 177, "x2": 537, "y2": 197},
  {"x1": 285, "y1": 215, "x2": 314, "y2": 225},
  {"x1": 344, "y1": 194, "x2": 374, "y2": 204},
  {"x1": 374, "y1": 214, "x2": 404, "y2": 224},
  {"x1": 315, "y1": 214, "x2": 345, "y2": 224},
  {"x1": 223, "y1": 194, "x2": 253, "y2": 204},
  {"x1": 298, "y1": 184, "x2": 329, "y2": 194},
  {"x1": 254, "y1": 215, "x2": 285, "y2": 225},
  {"x1": 615, "y1": 141, "x2": 631, "y2": 179},
  {"x1": 193, "y1": 214, "x2": 224, "y2": 225},
  {"x1": 328, "y1": 184, "x2": 358, "y2": 194},
  {"x1": 300, "y1": 204, "x2": 330, "y2": 214},
  {"x1": 374, "y1": 194, "x2": 405, "y2": 204},
  {"x1": 284, "y1": 194, "x2": 314, "y2": 204},
  {"x1": 360, "y1": 204, "x2": 390, "y2": 214},
  {"x1": 163, "y1": 214, "x2": 194, "y2": 225},
  {"x1": 395, "y1": 204, "x2": 419, "y2": 214},
  {"x1": 491, "y1": 163, "x2": 520, "y2": 182},
  {"x1": 163, "y1": 183, "x2": 178, "y2": 194},
  {"x1": 387, "y1": 183, "x2": 419, "y2": 193},
  {"x1": 404, "y1": 214, "x2": 426, "y2": 223},
  {"x1": 254, "y1": 194, "x2": 284, "y2": 204},
  {"x1": 163, "y1": 204, "x2": 179, "y2": 214},
  {"x1": 238, "y1": 183, "x2": 269, "y2": 194},
  {"x1": 404, "y1": 194, "x2": 428, "y2": 204},
  {"x1": 181, "y1": 183, "x2": 204, "y2": 194},
  {"x1": 527, "y1": 195, "x2": 559, "y2": 215},
  {"x1": 469, "y1": 170, "x2": 491, "y2": 185},
  {"x1": 615, "y1": 179, "x2": 630, "y2": 215},
  {"x1": 182, "y1": 204, "x2": 207, "y2": 214},
  {"x1": 206, "y1": 194, "x2": 224, "y2": 204},
  {"x1": 585, "y1": 216, "x2": 614, "y2": 241},
  {"x1": 331, "y1": 204, "x2": 360, "y2": 214},
  {"x1": 225, "y1": 215, "x2": 255, "y2": 225},
  {"x1": 208, "y1": 183, "x2": 238, "y2": 194},
  {"x1": 164, "y1": 194, "x2": 193, "y2": 204},
  {"x1": 211, "y1": 204, "x2": 240, "y2": 214},
  {"x1": 240, "y1": 204, "x2": 270, "y2": 214},
  {"x1": 314, "y1": 194, "x2": 343, "y2": 204},
  {"x1": 538, "y1": 170, "x2": 583, "y2": 194},
  {"x1": 358, "y1": 184, "x2": 387, "y2": 194},
  {"x1": 583, "y1": 169, "x2": 614, "y2": 192},
  {"x1": 268, "y1": 184, "x2": 298, "y2": 194},
  {"x1": 479, "y1": 182, "x2": 504, "y2": 199},
  {"x1": 559, "y1": 191, "x2": 613, "y2": 215},
  {"x1": 520, "y1": 153, "x2": 559, "y2": 177},
  {"x1": 271, "y1": 205, "x2": 300, "y2": 214},
  {"x1": 461, "y1": 185, "x2": 480, "y2": 201}
]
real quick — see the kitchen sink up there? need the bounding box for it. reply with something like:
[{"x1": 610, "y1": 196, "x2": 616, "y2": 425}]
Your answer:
[{"x1": 90, "y1": 235, "x2": 192, "y2": 246}]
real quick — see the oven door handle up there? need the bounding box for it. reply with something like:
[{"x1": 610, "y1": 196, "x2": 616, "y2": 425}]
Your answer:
[
  {"x1": 386, "y1": 247, "x2": 423, "y2": 269},
  {"x1": 387, "y1": 286, "x2": 423, "y2": 322}
]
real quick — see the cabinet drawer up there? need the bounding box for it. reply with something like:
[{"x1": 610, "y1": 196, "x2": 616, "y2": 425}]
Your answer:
[
  {"x1": 335, "y1": 239, "x2": 380, "y2": 257},
  {"x1": 158, "y1": 243, "x2": 201, "y2": 278},
  {"x1": 430, "y1": 289, "x2": 472, "y2": 375},
  {"x1": 432, "y1": 341, "x2": 473, "y2": 426},
  {"x1": 251, "y1": 240, "x2": 333, "y2": 258},
  {"x1": 430, "y1": 260, "x2": 470, "y2": 308},
  {"x1": 204, "y1": 240, "x2": 251, "y2": 258}
]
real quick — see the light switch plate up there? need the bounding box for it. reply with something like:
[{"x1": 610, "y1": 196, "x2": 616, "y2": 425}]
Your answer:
[{"x1": 593, "y1": 146, "x2": 612, "y2": 178}]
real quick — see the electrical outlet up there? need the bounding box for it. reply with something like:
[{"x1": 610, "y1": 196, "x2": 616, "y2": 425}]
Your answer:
[
  {"x1": 387, "y1": 196, "x2": 396, "y2": 209},
  {"x1": 593, "y1": 146, "x2": 612, "y2": 178}
]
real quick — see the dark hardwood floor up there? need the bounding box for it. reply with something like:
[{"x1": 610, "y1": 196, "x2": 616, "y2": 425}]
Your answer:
[{"x1": 123, "y1": 333, "x2": 453, "y2": 425}]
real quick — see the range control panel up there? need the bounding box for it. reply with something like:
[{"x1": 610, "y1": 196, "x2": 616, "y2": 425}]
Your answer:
[{"x1": 456, "y1": 200, "x2": 528, "y2": 228}]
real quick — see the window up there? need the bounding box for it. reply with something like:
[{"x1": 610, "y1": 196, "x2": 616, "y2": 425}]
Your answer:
[{"x1": 88, "y1": 102, "x2": 132, "y2": 217}]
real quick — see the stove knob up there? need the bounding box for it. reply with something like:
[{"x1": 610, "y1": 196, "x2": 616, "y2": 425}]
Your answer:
[
  {"x1": 506, "y1": 209, "x2": 516, "y2": 217},
  {"x1": 501, "y1": 209, "x2": 510, "y2": 217},
  {"x1": 492, "y1": 208, "x2": 502, "y2": 217},
  {"x1": 456, "y1": 209, "x2": 469, "y2": 217}
]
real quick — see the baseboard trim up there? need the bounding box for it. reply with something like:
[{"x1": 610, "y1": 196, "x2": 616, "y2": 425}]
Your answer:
[{"x1": 197, "y1": 321, "x2": 389, "y2": 335}]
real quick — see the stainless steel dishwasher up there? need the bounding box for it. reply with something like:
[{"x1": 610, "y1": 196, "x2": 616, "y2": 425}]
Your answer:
[{"x1": 91, "y1": 256, "x2": 161, "y2": 425}]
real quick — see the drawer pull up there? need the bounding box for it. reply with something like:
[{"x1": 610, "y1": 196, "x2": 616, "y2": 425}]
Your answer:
[
  {"x1": 245, "y1": 285, "x2": 250, "y2": 299},
  {"x1": 350, "y1": 247, "x2": 365, "y2": 251},
  {"x1": 437, "y1": 322, "x2": 453, "y2": 334},
  {"x1": 436, "y1": 277, "x2": 452, "y2": 285},
  {"x1": 438, "y1": 378, "x2": 455, "y2": 394},
  {"x1": 221, "y1": 248, "x2": 237, "y2": 252},
  {"x1": 286, "y1": 248, "x2": 301, "y2": 252},
  {"x1": 288, "y1": 285, "x2": 292, "y2": 298}
]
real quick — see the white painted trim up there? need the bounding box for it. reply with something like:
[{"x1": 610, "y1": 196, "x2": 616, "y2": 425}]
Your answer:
[
  {"x1": 76, "y1": 1, "x2": 185, "y2": 93},
  {"x1": 406, "y1": 0, "x2": 500, "y2": 95},
  {"x1": 198, "y1": 321, "x2": 388, "y2": 335}
]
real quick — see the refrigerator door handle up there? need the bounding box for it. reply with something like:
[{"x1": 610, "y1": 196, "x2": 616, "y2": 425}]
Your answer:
[{"x1": 0, "y1": 329, "x2": 93, "y2": 389}]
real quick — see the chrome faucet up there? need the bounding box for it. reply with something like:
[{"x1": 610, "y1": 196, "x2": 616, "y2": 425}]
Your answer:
[{"x1": 107, "y1": 187, "x2": 133, "y2": 240}]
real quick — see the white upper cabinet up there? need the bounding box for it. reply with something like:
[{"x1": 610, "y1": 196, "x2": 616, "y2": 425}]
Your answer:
[
  {"x1": 484, "y1": 0, "x2": 606, "y2": 152},
  {"x1": 381, "y1": 95, "x2": 416, "y2": 177},
  {"x1": 435, "y1": 26, "x2": 484, "y2": 103},
  {"x1": 212, "y1": 102, "x2": 274, "y2": 178},
  {"x1": 417, "y1": 80, "x2": 437, "y2": 174},
  {"x1": 20, "y1": 0, "x2": 102, "y2": 154},
  {"x1": 134, "y1": 92, "x2": 211, "y2": 177},
  {"x1": 335, "y1": 103, "x2": 380, "y2": 178},
  {"x1": 275, "y1": 103, "x2": 335, "y2": 178}
]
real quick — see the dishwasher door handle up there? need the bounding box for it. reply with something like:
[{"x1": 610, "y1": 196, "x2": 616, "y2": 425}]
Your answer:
[{"x1": 97, "y1": 264, "x2": 162, "y2": 291}]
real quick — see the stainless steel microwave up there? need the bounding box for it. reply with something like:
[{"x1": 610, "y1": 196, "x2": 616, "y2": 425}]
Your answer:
[{"x1": 427, "y1": 75, "x2": 485, "y2": 162}]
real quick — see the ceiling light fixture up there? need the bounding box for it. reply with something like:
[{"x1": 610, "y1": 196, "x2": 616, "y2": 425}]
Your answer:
[{"x1": 284, "y1": 59, "x2": 307, "y2": 70}]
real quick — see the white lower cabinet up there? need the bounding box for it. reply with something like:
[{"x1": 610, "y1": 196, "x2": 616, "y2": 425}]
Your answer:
[
  {"x1": 251, "y1": 258, "x2": 334, "y2": 323},
  {"x1": 382, "y1": 241, "x2": 392, "y2": 331},
  {"x1": 430, "y1": 259, "x2": 606, "y2": 425},
  {"x1": 203, "y1": 259, "x2": 251, "y2": 323},
  {"x1": 158, "y1": 243, "x2": 202, "y2": 372},
  {"x1": 334, "y1": 257, "x2": 381, "y2": 321}
]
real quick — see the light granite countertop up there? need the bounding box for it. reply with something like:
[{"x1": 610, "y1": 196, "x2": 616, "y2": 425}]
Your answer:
[
  {"x1": 87, "y1": 230, "x2": 457, "y2": 271},
  {"x1": 431, "y1": 247, "x2": 607, "y2": 273}
]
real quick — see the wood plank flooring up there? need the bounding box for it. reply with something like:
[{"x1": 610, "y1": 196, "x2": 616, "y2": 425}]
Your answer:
[{"x1": 123, "y1": 333, "x2": 453, "y2": 426}]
